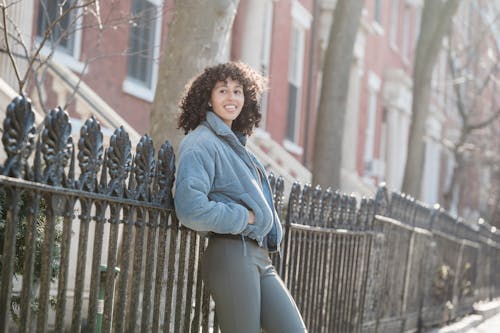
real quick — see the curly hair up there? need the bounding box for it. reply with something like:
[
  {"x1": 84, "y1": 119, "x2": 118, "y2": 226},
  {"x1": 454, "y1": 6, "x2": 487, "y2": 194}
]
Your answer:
[{"x1": 178, "y1": 62, "x2": 267, "y2": 135}]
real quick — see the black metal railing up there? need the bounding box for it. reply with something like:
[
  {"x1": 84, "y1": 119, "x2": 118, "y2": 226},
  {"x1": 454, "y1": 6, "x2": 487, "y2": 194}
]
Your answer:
[{"x1": 0, "y1": 95, "x2": 499, "y2": 332}]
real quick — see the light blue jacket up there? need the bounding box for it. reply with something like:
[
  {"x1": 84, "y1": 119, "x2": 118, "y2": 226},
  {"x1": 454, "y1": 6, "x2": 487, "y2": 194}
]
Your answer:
[{"x1": 174, "y1": 111, "x2": 282, "y2": 251}]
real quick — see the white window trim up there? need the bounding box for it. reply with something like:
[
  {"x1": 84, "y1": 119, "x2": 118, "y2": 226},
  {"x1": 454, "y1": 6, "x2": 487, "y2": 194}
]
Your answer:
[
  {"x1": 390, "y1": 0, "x2": 399, "y2": 50},
  {"x1": 39, "y1": 46, "x2": 86, "y2": 74},
  {"x1": 402, "y1": 6, "x2": 411, "y2": 62},
  {"x1": 123, "y1": 0, "x2": 163, "y2": 102},
  {"x1": 414, "y1": 6, "x2": 422, "y2": 45},
  {"x1": 422, "y1": 137, "x2": 441, "y2": 204},
  {"x1": 373, "y1": 22, "x2": 385, "y2": 36},
  {"x1": 364, "y1": 72, "x2": 381, "y2": 166},
  {"x1": 292, "y1": 0, "x2": 312, "y2": 29},
  {"x1": 289, "y1": 22, "x2": 305, "y2": 88},
  {"x1": 368, "y1": 71, "x2": 382, "y2": 94},
  {"x1": 287, "y1": 22, "x2": 305, "y2": 143},
  {"x1": 259, "y1": 0, "x2": 274, "y2": 130},
  {"x1": 122, "y1": 78, "x2": 155, "y2": 102},
  {"x1": 36, "y1": 3, "x2": 85, "y2": 73},
  {"x1": 380, "y1": 114, "x2": 387, "y2": 182},
  {"x1": 373, "y1": 0, "x2": 384, "y2": 35},
  {"x1": 283, "y1": 139, "x2": 303, "y2": 156},
  {"x1": 254, "y1": 128, "x2": 271, "y2": 140},
  {"x1": 285, "y1": 1, "x2": 311, "y2": 145}
]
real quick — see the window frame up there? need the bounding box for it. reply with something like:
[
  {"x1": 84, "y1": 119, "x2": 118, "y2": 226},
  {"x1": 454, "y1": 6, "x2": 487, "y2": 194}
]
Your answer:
[
  {"x1": 402, "y1": 5, "x2": 411, "y2": 61},
  {"x1": 122, "y1": 0, "x2": 163, "y2": 102},
  {"x1": 390, "y1": 0, "x2": 400, "y2": 50},
  {"x1": 285, "y1": 0, "x2": 311, "y2": 150},
  {"x1": 374, "y1": 0, "x2": 382, "y2": 25},
  {"x1": 286, "y1": 22, "x2": 305, "y2": 144},
  {"x1": 36, "y1": 0, "x2": 85, "y2": 73},
  {"x1": 258, "y1": 0, "x2": 274, "y2": 130},
  {"x1": 363, "y1": 72, "x2": 381, "y2": 174}
]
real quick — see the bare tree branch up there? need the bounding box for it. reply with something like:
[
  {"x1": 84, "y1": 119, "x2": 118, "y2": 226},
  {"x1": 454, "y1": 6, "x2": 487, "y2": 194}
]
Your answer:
[
  {"x1": 22, "y1": 0, "x2": 97, "y2": 91},
  {"x1": 440, "y1": 1, "x2": 500, "y2": 210},
  {"x1": 0, "y1": 0, "x2": 23, "y2": 92},
  {"x1": 447, "y1": 46, "x2": 468, "y2": 121},
  {"x1": 467, "y1": 109, "x2": 500, "y2": 131},
  {"x1": 4, "y1": 11, "x2": 30, "y2": 59},
  {"x1": 470, "y1": 65, "x2": 498, "y2": 111}
]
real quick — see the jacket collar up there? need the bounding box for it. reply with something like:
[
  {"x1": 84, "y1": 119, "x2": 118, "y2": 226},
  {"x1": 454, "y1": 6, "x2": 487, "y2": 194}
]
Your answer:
[
  {"x1": 204, "y1": 111, "x2": 247, "y2": 147},
  {"x1": 204, "y1": 111, "x2": 261, "y2": 181}
]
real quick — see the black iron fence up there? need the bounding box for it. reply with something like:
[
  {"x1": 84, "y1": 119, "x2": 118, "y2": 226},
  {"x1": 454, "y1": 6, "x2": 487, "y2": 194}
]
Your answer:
[{"x1": 0, "y1": 95, "x2": 499, "y2": 332}]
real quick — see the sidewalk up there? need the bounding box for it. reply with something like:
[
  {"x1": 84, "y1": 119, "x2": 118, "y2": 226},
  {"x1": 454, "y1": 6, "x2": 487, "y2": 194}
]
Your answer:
[
  {"x1": 426, "y1": 299, "x2": 500, "y2": 333},
  {"x1": 466, "y1": 311, "x2": 500, "y2": 333}
]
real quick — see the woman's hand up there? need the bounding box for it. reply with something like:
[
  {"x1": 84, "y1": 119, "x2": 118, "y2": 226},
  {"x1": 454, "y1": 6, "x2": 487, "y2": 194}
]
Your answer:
[{"x1": 248, "y1": 210, "x2": 255, "y2": 225}]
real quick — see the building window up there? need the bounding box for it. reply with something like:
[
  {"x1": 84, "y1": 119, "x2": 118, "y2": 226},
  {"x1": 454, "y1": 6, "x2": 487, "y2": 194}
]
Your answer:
[
  {"x1": 123, "y1": 0, "x2": 162, "y2": 101},
  {"x1": 422, "y1": 139, "x2": 441, "y2": 204},
  {"x1": 432, "y1": 50, "x2": 447, "y2": 107},
  {"x1": 402, "y1": 6, "x2": 411, "y2": 60},
  {"x1": 390, "y1": 0, "x2": 399, "y2": 48},
  {"x1": 374, "y1": 0, "x2": 382, "y2": 25},
  {"x1": 364, "y1": 72, "x2": 381, "y2": 175},
  {"x1": 286, "y1": 23, "x2": 305, "y2": 143},
  {"x1": 414, "y1": 6, "x2": 422, "y2": 45},
  {"x1": 37, "y1": 0, "x2": 79, "y2": 57},
  {"x1": 127, "y1": 0, "x2": 161, "y2": 89},
  {"x1": 259, "y1": 0, "x2": 274, "y2": 130},
  {"x1": 284, "y1": 1, "x2": 311, "y2": 152},
  {"x1": 439, "y1": 50, "x2": 447, "y2": 106},
  {"x1": 379, "y1": 108, "x2": 388, "y2": 182}
]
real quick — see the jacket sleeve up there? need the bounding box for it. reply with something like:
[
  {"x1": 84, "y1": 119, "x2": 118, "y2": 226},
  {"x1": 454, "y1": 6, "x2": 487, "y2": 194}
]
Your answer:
[{"x1": 174, "y1": 148, "x2": 249, "y2": 234}]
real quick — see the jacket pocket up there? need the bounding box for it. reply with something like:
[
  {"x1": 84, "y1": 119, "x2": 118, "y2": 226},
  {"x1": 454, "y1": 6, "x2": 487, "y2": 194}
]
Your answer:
[{"x1": 240, "y1": 193, "x2": 272, "y2": 236}]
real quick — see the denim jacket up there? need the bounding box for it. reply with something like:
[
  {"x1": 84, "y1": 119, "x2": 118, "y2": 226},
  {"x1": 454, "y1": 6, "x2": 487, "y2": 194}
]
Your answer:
[{"x1": 174, "y1": 111, "x2": 282, "y2": 251}]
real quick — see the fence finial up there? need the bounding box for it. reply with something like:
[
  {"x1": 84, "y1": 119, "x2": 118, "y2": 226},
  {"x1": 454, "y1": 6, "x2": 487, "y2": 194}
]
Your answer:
[
  {"x1": 106, "y1": 126, "x2": 132, "y2": 198},
  {"x1": 41, "y1": 107, "x2": 72, "y2": 186},
  {"x1": 1, "y1": 95, "x2": 36, "y2": 178},
  {"x1": 134, "y1": 135, "x2": 155, "y2": 202},
  {"x1": 374, "y1": 183, "x2": 389, "y2": 216},
  {"x1": 155, "y1": 141, "x2": 175, "y2": 207},
  {"x1": 78, "y1": 116, "x2": 103, "y2": 192}
]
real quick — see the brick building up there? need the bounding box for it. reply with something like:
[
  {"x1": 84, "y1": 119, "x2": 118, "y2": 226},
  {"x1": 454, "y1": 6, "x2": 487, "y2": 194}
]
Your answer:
[{"x1": 0, "y1": 0, "x2": 497, "y2": 221}]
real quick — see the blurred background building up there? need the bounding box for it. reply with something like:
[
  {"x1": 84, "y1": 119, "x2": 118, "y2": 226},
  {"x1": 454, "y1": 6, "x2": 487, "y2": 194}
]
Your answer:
[{"x1": 0, "y1": 0, "x2": 498, "y2": 225}]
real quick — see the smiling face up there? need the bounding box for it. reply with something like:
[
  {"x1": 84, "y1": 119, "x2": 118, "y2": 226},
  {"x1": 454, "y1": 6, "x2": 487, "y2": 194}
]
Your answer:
[{"x1": 210, "y1": 78, "x2": 245, "y2": 127}]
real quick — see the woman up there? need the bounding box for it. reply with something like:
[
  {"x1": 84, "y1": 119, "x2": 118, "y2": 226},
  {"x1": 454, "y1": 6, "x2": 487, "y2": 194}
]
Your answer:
[{"x1": 174, "y1": 62, "x2": 307, "y2": 333}]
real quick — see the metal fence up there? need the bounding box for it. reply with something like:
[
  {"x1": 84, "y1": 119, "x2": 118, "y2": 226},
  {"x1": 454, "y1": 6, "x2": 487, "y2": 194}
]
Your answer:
[{"x1": 0, "y1": 95, "x2": 499, "y2": 332}]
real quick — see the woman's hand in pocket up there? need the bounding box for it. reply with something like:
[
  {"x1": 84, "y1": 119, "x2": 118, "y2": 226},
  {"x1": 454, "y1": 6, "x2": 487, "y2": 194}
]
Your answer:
[{"x1": 248, "y1": 210, "x2": 255, "y2": 225}]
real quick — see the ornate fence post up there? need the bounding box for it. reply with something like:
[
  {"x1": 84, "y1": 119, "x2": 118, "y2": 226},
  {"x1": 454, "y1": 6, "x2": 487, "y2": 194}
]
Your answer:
[
  {"x1": 70, "y1": 116, "x2": 103, "y2": 331},
  {"x1": 361, "y1": 185, "x2": 389, "y2": 331},
  {"x1": 151, "y1": 142, "x2": 175, "y2": 333},
  {"x1": 36, "y1": 107, "x2": 73, "y2": 332},
  {"x1": 283, "y1": 182, "x2": 300, "y2": 294},
  {"x1": 102, "y1": 126, "x2": 132, "y2": 333}
]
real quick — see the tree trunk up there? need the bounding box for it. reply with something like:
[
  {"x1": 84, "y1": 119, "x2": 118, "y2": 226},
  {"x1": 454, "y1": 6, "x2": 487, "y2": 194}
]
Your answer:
[
  {"x1": 149, "y1": 0, "x2": 240, "y2": 152},
  {"x1": 401, "y1": 0, "x2": 461, "y2": 197},
  {"x1": 311, "y1": 0, "x2": 364, "y2": 189}
]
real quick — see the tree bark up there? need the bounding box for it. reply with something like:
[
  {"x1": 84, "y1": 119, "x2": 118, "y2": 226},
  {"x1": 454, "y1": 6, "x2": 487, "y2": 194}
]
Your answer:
[
  {"x1": 311, "y1": 0, "x2": 364, "y2": 189},
  {"x1": 401, "y1": 0, "x2": 461, "y2": 197},
  {"x1": 149, "y1": 0, "x2": 240, "y2": 152}
]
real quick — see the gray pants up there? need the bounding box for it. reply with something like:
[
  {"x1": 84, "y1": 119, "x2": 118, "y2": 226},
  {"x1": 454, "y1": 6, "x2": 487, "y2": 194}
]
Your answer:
[{"x1": 202, "y1": 237, "x2": 307, "y2": 333}]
